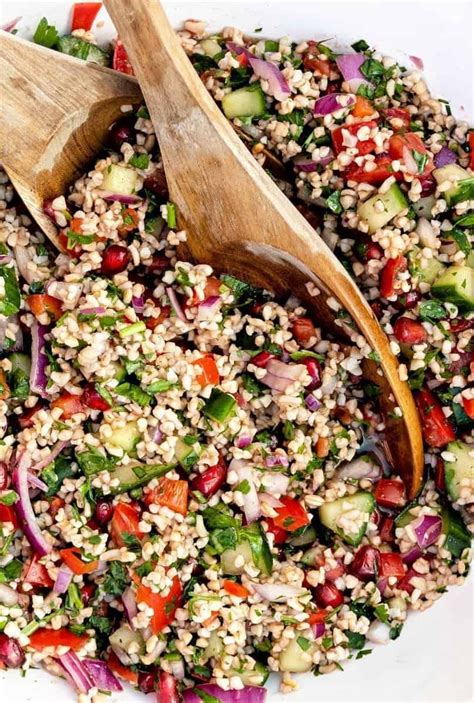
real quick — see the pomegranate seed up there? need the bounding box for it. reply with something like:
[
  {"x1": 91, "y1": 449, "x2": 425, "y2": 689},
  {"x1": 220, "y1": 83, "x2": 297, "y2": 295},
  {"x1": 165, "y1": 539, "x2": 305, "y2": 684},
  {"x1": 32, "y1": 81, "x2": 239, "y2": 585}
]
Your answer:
[
  {"x1": 350, "y1": 546, "x2": 380, "y2": 581},
  {"x1": 138, "y1": 670, "x2": 156, "y2": 694},
  {"x1": 43, "y1": 199, "x2": 57, "y2": 223},
  {"x1": 191, "y1": 462, "x2": 227, "y2": 497},
  {"x1": 144, "y1": 167, "x2": 169, "y2": 199},
  {"x1": 0, "y1": 634, "x2": 25, "y2": 668},
  {"x1": 356, "y1": 238, "x2": 383, "y2": 262},
  {"x1": 101, "y1": 245, "x2": 131, "y2": 276},
  {"x1": 370, "y1": 302, "x2": 383, "y2": 320},
  {"x1": 393, "y1": 316, "x2": 427, "y2": 344},
  {"x1": 249, "y1": 302, "x2": 263, "y2": 316},
  {"x1": 394, "y1": 290, "x2": 421, "y2": 310},
  {"x1": 450, "y1": 317, "x2": 474, "y2": 333},
  {"x1": 80, "y1": 583, "x2": 96, "y2": 605},
  {"x1": 252, "y1": 351, "x2": 275, "y2": 368},
  {"x1": 109, "y1": 117, "x2": 135, "y2": 150},
  {"x1": 0, "y1": 462, "x2": 10, "y2": 490},
  {"x1": 314, "y1": 582, "x2": 344, "y2": 608},
  {"x1": 94, "y1": 499, "x2": 113, "y2": 525},
  {"x1": 418, "y1": 172, "x2": 436, "y2": 196},
  {"x1": 379, "y1": 516, "x2": 395, "y2": 543},
  {"x1": 18, "y1": 403, "x2": 43, "y2": 429},
  {"x1": 304, "y1": 358, "x2": 322, "y2": 390},
  {"x1": 156, "y1": 671, "x2": 179, "y2": 703},
  {"x1": 324, "y1": 559, "x2": 345, "y2": 581},
  {"x1": 434, "y1": 457, "x2": 446, "y2": 493},
  {"x1": 83, "y1": 383, "x2": 110, "y2": 411}
]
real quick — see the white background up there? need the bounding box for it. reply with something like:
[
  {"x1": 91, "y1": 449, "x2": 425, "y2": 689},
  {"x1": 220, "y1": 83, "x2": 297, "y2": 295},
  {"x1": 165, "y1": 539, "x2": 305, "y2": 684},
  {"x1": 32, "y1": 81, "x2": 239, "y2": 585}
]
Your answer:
[{"x1": 0, "y1": 1, "x2": 472, "y2": 702}]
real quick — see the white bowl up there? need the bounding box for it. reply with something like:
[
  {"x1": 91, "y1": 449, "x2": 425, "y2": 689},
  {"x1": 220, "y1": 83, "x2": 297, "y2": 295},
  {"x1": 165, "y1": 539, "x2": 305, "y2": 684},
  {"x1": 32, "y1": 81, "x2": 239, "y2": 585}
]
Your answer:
[{"x1": 0, "y1": 2, "x2": 472, "y2": 702}]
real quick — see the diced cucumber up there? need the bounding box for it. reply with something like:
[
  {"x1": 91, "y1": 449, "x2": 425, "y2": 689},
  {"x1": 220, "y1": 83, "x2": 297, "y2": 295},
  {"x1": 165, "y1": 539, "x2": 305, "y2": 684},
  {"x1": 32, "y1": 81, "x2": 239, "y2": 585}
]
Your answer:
[
  {"x1": 394, "y1": 500, "x2": 419, "y2": 528},
  {"x1": 301, "y1": 546, "x2": 320, "y2": 567},
  {"x1": 467, "y1": 251, "x2": 474, "y2": 269},
  {"x1": 175, "y1": 437, "x2": 201, "y2": 472},
  {"x1": 222, "y1": 85, "x2": 266, "y2": 119},
  {"x1": 107, "y1": 462, "x2": 174, "y2": 495},
  {"x1": 109, "y1": 625, "x2": 144, "y2": 665},
  {"x1": 221, "y1": 540, "x2": 253, "y2": 575},
  {"x1": 431, "y1": 265, "x2": 474, "y2": 311},
  {"x1": 108, "y1": 421, "x2": 140, "y2": 453},
  {"x1": 433, "y1": 164, "x2": 471, "y2": 205},
  {"x1": 418, "y1": 256, "x2": 445, "y2": 284},
  {"x1": 357, "y1": 183, "x2": 408, "y2": 234},
  {"x1": 318, "y1": 491, "x2": 375, "y2": 547},
  {"x1": 57, "y1": 35, "x2": 109, "y2": 65},
  {"x1": 101, "y1": 164, "x2": 138, "y2": 196},
  {"x1": 229, "y1": 661, "x2": 269, "y2": 686},
  {"x1": 202, "y1": 630, "x2": 223, "y2": 660},
  {"x1": 289, "y1": 524, "x2": 317, "y2": 548},
  {"x1": 441, "y1": 507, "x2": 471, "y2": 558},
  {"x1": 413, "y1": 195, "x2": 435, "y2": 219},
  {"x1": 444, "y1": 441, "x2": 474, "y2": 502},
  {"x1": 203, "y1": 389, "x2": 237, "y2": 424},
  {"x1": 279, "y1": 636, "x2": 315, "y2": 673},
  {"x1": 200, "y1": 38, "x2": 222, "y2": 58},
  {"x1": 9, "y1": 352, "x2": 31, "y2": 376}
]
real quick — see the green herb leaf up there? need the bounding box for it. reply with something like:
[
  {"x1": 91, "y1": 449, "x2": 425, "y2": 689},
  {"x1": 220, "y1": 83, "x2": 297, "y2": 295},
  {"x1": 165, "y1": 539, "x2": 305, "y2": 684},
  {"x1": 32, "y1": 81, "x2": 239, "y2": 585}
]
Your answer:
[
  {"x1": 326, "y1": 190, "x2": 342, "y2": 214},
  {"x1": 418, "y1": 300, "x2": 446, "y2": 323},
  {"x1": 344, "y1": 630, "x2": 366, "y2": 650},
  {"x1": 351, "y1": 39, "x2": 369, "y2": 52},
  {"x1": 147, "y1": 379, "x2": 178, "y2": 394},
  {"x1": 0, "y1": 491, "x2": 18, "y2": 506},
  {"x1": 0, "y1": 559, "x2": 23, "y2": 584},
  {"x1": 412, "y1": 150, "x2": 428, "y2": 173},
  {"x1": 0, "y1": 264, "x2": 21, "y2": 316},
  {"x1": 297, "y1": 636, "x2": 312, "y2": 651},
  {"x1": 166, "y1": 202, "x2": 177, "y2": 228},
  {"x1": 42, "y1": 455, "x2": 75, "y2": 497},
  {"x1": 102, "y1": 561, "x2": 128, "y2": 596},
  {"x1": 449, "y1": 227, "x2": 471, "y2": 257},
  {"x1": 115, "y1": 382, "x2": 153, "y2": 407},
  {"x1": 454, "y1": 212, "x2": 474, "y2": 228},
  {"x1": 360, "y1": 58, "x2": 385, "y2": 80},
  {"x1": 202, "y1": 503, "x2": 240, "y2": 530},
  {"x1": 33, "y1": 17, "x2": 59, "y2": 48},
  {"x1": 389, "y1": 623, "x2": 403, "y2": 640},
  {"x1": 76, "y1": 446, "x2": 117, "y2": 477},
  {"x1": 128, "y1": 153, "x2": 150, "y2": 169}
]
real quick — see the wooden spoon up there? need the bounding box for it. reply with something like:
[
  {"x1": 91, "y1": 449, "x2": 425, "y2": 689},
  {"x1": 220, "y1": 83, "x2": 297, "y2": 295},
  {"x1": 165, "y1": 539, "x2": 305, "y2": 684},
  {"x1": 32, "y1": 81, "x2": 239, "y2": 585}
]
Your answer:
[
  {"x1": 0, "y1": 30, "x2": 142, "y2": 249},
  {"x1": 104, "y1": 0, "x2": 423, "y2": 498}
]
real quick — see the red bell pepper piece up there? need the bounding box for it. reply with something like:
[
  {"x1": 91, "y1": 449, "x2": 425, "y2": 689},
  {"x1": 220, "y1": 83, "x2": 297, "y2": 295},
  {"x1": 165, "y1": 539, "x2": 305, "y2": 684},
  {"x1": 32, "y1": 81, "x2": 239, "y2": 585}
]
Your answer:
[
  {"x1": 273, "y1": 496, "x2": 310, "y2": 532},
  {"x1": 28, "y1": 628, "x2": 89, "y2": 651},
  {"x1": 380, "y1": 256, "x2": 407, "y2": 298},
  {"x1": 136, "y1": 576, "x2": 182, "y2": 635},
  {"x1": 332, "y1": 120, "x2": 378, "y2": 155},
  {"x1": 71, "y1": 3, "x2": 102, "y2": 31}
]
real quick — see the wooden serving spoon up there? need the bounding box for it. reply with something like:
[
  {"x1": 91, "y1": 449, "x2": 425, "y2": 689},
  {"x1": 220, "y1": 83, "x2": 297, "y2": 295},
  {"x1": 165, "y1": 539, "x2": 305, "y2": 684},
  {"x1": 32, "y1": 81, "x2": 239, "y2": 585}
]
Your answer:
[
  {"x1": 104, "y1": 0, "x2": 423, "y2": 497},
  {"x1": 0, "y1": 30, "x2": 142, "y2": 249}
]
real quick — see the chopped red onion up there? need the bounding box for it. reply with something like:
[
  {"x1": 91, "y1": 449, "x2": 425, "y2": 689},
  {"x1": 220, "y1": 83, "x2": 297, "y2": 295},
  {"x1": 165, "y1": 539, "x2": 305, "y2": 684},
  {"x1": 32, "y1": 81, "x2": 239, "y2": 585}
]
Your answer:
[
  {"x1": 12, "y1": 449, "x2": 52, "y2": 556},
  {"x1": 0, "y1": 634, "x2": 25, "y2": 668},
  {"x1": 261, "y1": 471, "x2": 290, "y2": 495},
  {"x1": 183, "y1": 684, "x2": 267, "y2": 703},
  {"x1": 337, "y1": 455, "x2": 381, "y2": 481},
  {"x1": 13, "y1": 246, "x2": 35, "y2": 284},
  {"x1": 412, "y1": 514, "x2": 442, "y2": 549},
  {"x1": 34, "y1": 441, "x2": 70, "y2": 473},
  {"x1": 166, "y1": 287, "x2": 187, "y2": 322},
  {"x1": 226, "y1": 42, "x2": 252, "y2": 59},
  {"x1": 83, "y1": 658, "x2": 123, "y2": 692},
  {"x1": 0, "y1": 255, "x2": 12, "y2": 265},
  {"x1": 367, "y1": 621, "x2": 390, "y2": 645},
  {"x1": 402, "y1": 145, "x2": 419, "y2": 174},
  {"x1": 313, "y1": 93, "x2": 356, "y2": 116},
  {"x1": 153, "y1": 427, "x2": 164, "y2": 444},
  {"x1": 79, "y1": 306, "x2": 106, "y2": 316},
  {"x1": 54, "y1": 565, "x2": 74, "y2": 594},
  {"x1": 410, "y1": 55, "x2": 424, "y2": 70},
  {"x1": 434, "y1": 146, "x2": 457, "y2": 168},
  {"x1": 229, "y1": 459, "x2": 261, "y2": 523},
  {"x1": 401, "y1": 545, "x2": 423, "y2": 565},
  {"x1": 0, "y1": 584, "x2": 20, "y2": 607},
  {"x1": 131, "y1": 295, "x2": 145, "y2": 314},
  {"x1": 293, "y1": 149, "x2": 335, "y2": 171},
  {"x1": 249, "y1": 582, "x2": 307, "y2": 602},
  {"x1": 58, "y1": 651, "x2": 94, "y2": 693},
  {"x1": 169, "y1": 657, "x2": 186, "y2": 681},
  {"x1": 335, "y1": 54, "x2": 371, "y2": 93},
  {"x1": 377, "y1": 577, "x2": 389, "y2": 596},
  {"x1": 27, "y1": 473, "x2": 49, "y2": 491},
  {"x1": 0, "y1": 315, "x2": 23, "y2": 352},
  {"x1": 1, "y1": 16, "x2": 21, "y2": 32},
  {"x1": 305, "y1": 393, "x2": 321, "y2": 412},
  {"x1": 311, "y1": 621, "x2": 326, "y2": 638},
  {"x1": 260, "y1": 371, "x2": 293, "y2": 392},
  {"x1": 30, "y1": 321, "x2": 49, "y2": 399},
  {"x1": 237, "y1": 435, "x2": 252, "y2": 449},
  {"x1": 248, "y1": 57, "x2": 291, "y2": 102},
  {"x1": 122, "y1": 587, "x2": 138, "y2": 626},
  {"x1": 267, "y1": 358, "x2": 305, "y2": 380},
  {"x1": 259, "y1": 492, "x2": 283, "y2": 509},
  {"x1": 97, "y1": 190, "x2": 142, "y2": 205},
  {"x1": 197, "y1": 295, "x2": 220, "y2": 321},
  {"x1": 265, "y1": 454, "x2": 289, "y2": 468}
]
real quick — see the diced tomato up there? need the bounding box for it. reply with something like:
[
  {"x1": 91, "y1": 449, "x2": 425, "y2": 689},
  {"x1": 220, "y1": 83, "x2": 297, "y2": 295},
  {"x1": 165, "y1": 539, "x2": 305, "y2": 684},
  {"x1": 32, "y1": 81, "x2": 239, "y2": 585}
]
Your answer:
[
  {"x1": 156, "y1": 671, "x2": 180, "y2": 703},
  {"x1": 389, "y1": 132, "x2": 433, "y2": 175},
  {"x1": 350, "y1": 545, "x2": 380, "y2": 581},
  {"x1": 355, "y1": 238, "x2": 384, "y2": 262},
  {"x1": 145, "y1": 305, "x2": 171, "y2": 330},
  {"x1": 69, "y1": 217, "x2": 83, "y2": 233},
  {"x1": 251, "y1": 351, "x2": 275, "y2": 368},
  {"x1": 58, "y1": 231, "x2": 82, "y2": 258},
  {"x1": 145, "y1": 477, "x2": 188, "y2": 516},
  {"x1": 18, "y1": 403, "x2": 44, "y2": 429},
  {"x1": 0, "y1": 369, "x2": 9, "y2": 400},
  {"x1": 434, "y1": 457, "x2": 446, "y2": 493},
  {"x1": 292, "y1": 317, "x2": 316, "y2": 344},
  {"x1": 71, "y1": 2, "x2": 102, "y2": 31},
  {"x1": 303, "y1": 51, "x2": 332, "y2": 76},
  {"x1": 374, "y1": 479, "x2": 406, "y2": 508},
  {"x1": 462, "y1": 395, "x2": 474, "y2": 420},
  {"x1": 23, "y1": 555, "x2": 53, "y2": 588},
  {"x1": 379, "y1": 516, "x2": 395, "y2": 543},
  {"x1": 352, "y1": 96, "x2": 375, "y2": 118},
  {"x1": 118, "y1": 208, "x2": 140, "y2": 236},
  {"x1": 332, "y1": 120, "x2": 378, "y2": 156},
  {"x1": 193, "y1": 354, "x2": 219, "y2": 386},
  {"x1": 273, "y1": 496, "x2": 310, "y2": 532},
  {"x1": 236, "y1": 52, "x2": 249, "y2": 67},
  {"x1": 28, "y1": 628, "x2": 89, "y2": 651},
  {"x1": 314, "y1": 582, "x2": 344, "y2": 608},
  {"x1": 469, "y1": 132, "x2": 474, "y2": 170},
  {"x1": 107, "y1": 651, "x2": 139, "y2": 684},
  {"x1": 49, "y1": 496, "x2": 66, "y2": 520},
  {"x1": 393, "y1": 316, "x2": 427, "y2": 344},
  {"x1": 51, "y1": 392, "x2": 84, "y2": 420},
  {"x1": 381, "y1": 107, "x2": 411, "y2": 128},
  {"x1": 136, "y1": 575, "x2": 182, "y2": 635},
  {"x1": 345, "y1": 154, "x2": 401, "y2": 185},
  {"x1": 60, "y1": 547, "x2": 99, "y2": 575},
  {"x1": 449, "y1": 317, "x2": 474, "y2": 333},
  {"x1": 110, "y1": 502, "x2": 143, "y2": 547},
  {"x1": 223, "y1": 580, "x2": 250, "y2": 598},
  {"x1": 189, "y1": 276, "x2": 222, "y2": 306},
  {"x1": 265, "y1": 516, "x2": 288, "y2": 544},
  {"x1": 380, "y1": 256, "x2": 407, "y2": 298},
  {"x1": 113, "y1": 39, "x2": 134, "y2": 75},
  {"x1": 191, "y1": 461, "x2": 227, "y2": 497},
  {"x1": 379, "y1": 552, "x2": 405, "y2": 580},
  {"x1": 27, "y1": 294, "x2": 63, "y2": 322},
  {"x1": 415, "y1": 388, "x2": 456, "y2": 448},
  {"x1": 0, "y1": 504, "x2": 19, "y2": 530},
  {"x1": 307, "y1": 609, "x2": 328, "y2": 625},
  {"x1": 398, "y1": 568, "x2": 417, "y2": 594},
  {"x1": 324, "y1": 560, "x2": 345, "y2": 581},
  {"x1": 417, "y1": 171, "x2": 436, "y2": 196}
]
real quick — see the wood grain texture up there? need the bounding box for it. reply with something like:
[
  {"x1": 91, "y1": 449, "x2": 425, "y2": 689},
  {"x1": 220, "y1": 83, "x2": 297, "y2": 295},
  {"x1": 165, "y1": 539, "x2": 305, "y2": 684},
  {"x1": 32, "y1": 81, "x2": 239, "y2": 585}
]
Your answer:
[
  {"x1": 104, "y1": 0, "x2": 423, "y2": 498},
  {"x1": 0, "y1": 30, "x2": 142, "y2": 249}
]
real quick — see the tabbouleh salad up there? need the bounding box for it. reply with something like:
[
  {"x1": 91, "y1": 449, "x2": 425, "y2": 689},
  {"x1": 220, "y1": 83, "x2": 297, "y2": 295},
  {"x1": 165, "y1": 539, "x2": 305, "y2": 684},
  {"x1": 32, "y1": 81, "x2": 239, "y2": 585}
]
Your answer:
[{"x1": 0, "y1": 6, "x2": 473, "y2": 703}]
